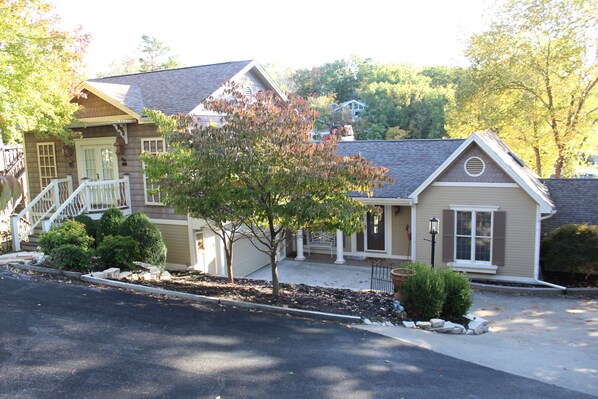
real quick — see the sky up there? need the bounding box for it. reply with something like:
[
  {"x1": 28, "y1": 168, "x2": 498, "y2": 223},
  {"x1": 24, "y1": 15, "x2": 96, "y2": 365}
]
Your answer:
[{"x1": 51, "y1": 0, "x2": 494, "y2": 78}]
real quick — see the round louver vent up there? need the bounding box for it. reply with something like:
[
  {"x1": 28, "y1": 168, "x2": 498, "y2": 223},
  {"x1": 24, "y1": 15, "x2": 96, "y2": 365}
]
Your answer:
[
  {"x1": 464, "y1": 156, "x2": 485, "y2": 177},
  {"x1": 244, "y1": 86, "x2": 253, "y2": 99}
]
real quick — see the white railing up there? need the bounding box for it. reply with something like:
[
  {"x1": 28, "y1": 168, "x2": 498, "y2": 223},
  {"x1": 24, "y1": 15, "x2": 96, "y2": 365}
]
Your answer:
[
  {"x1": 11, "y1": 176, "x2": 73, "y2": 251},
  {"x1": 43, "y1": 175, "x2": 131, "y2": 231},
  {"x1": 11, "y1": 175, "x2": 131, "y2": 251}
]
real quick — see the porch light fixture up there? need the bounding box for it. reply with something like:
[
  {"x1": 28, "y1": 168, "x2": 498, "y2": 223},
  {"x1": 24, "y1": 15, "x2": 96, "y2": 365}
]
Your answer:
[{"x1": 428, "y1": 216, "x2": 439, "y2": 270}]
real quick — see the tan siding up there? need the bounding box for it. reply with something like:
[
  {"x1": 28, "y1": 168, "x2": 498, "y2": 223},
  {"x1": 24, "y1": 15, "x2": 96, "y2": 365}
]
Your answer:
[
  {"x1": 391, "y1": 206, "x2": 411, "y2": 257},
  {"x1": 155, "y1": 223, "x2": 191, "y2": 268},
  {"x1": 415, "y1": 185, "x2": 537, "y2": 279},
  {"x1": 233, "y1": 237, "x2": 270, "y2": 277}
]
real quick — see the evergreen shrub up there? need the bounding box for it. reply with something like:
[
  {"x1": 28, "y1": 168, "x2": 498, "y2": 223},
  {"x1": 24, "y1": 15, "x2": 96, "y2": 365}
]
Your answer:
[
  {"x1": 402, "y1": 262, "x2": 446, "y2": 320},
  {"x1": 95, "y1": 235, "x2": 140, "y2": 271},
  {"x1": 119, "y1": 212, "x2": 167, "y2": 270},
  {"x1": 39, "y1": 220, "x2": 94, "y2": 254},
  {"x1": 439, "y1": 268, "x2": 473, "y2": 320},
  {"x1": 97, "y1": 207, "x2": 125, "y2": 243},
  {"x1": 50, "y1": 244, "x2": 91, "y2": 272}
]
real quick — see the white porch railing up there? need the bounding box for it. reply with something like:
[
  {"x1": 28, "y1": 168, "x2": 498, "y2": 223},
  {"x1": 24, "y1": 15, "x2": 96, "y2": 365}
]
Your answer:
[
  {"x1": 11, "y1": 175, "x2": 131, "y2": 251},
  {"x1": 43, "y1": 175, "x2": 131, "y2": 231},
  {"x1": 11, "y1": 176, "x2": 72, "y2": 251}
]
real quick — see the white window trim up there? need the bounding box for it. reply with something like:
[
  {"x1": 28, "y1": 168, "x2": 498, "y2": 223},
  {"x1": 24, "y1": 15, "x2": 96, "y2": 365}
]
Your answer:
[
  {"x1": 453, "y1": 209, "x2": 494, "y2": 267},
  {"x1": 36, "y1": 142, "x2": 57, "y2": 189},
  {"x1": 141, "y1": 138, "x2": 166, "y2": 206},
  {"x1": 449, "y1": 205, "x2": 500, "y2": 212}
]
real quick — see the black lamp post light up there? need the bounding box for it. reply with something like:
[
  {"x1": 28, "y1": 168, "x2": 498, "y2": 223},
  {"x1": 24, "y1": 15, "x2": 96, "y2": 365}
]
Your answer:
[{"x1": 428, "y1": 216, "x2": 439, "y2": 270}]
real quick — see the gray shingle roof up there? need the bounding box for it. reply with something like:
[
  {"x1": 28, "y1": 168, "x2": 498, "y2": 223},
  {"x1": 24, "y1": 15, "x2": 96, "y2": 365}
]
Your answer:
[
  {"x1": 541, "y1": 178, "x2": 598, "y2": 235},
  {"x1": 88, "y1": 60, "x2": 253, "y2": 115},
  {"x1": 337, "y1": 139, "x2": 465, "y2": 198}
]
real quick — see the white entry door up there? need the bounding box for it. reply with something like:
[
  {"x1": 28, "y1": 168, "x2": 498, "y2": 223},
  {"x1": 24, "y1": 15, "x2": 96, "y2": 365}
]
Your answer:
[{"x1": 75, "y1": 138, "x2": 120, "y2": 208}]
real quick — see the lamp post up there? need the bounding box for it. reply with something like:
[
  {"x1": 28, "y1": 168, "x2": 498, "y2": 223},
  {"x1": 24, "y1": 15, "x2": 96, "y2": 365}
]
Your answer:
[{"x1": 429, "y1": 217, "x2": 439, "y2": 270}]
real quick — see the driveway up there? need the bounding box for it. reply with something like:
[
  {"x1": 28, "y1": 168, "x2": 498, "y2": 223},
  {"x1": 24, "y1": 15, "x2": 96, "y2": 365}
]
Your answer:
[
  {"x1": 0, "y1": 269, "x2": 591, "y2": 399},
  {"x1": 249, "y1": 259, "x2": 598, "y2": 396}
]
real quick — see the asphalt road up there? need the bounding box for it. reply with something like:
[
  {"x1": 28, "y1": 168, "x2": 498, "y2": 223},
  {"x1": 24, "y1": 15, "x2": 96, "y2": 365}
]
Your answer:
[{"x1": 0, "y1": 270, "x2": 593, "y2": 399}]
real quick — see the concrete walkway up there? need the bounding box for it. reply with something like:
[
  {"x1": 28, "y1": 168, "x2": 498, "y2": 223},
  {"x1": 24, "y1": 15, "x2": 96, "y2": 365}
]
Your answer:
[{"x1": 248, "y1": 259, "x2": 598, "y2": 396}]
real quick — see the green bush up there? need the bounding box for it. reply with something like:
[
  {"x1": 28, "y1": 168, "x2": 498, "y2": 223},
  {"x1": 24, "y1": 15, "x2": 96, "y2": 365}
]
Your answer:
[
  {"x1": 50, "y1": 244, "x2": 91, "y2": 272},
  {"x1": 439, "y1": 268, "x2": 473, "y2": 320},
  {"x1": 119, "y1": 212, "x2": 167, "y2": 270},
  {"x1": 95, "y1": 235, "x2": 140, "y2": 271},
  {"x1": 74, "y1": 214, "x2": 98, "y2": 243},
  {"x1": 97, "y1": 207, "x2": 125, "y2": 243},
  {"x1": 39, "y1": 220, "x2": 94, "y2": 254},
  {"x1": 541, "y1": 224, "x2": 598, "y2": 279},
  {"x1": 402, "y1": 262, "x2": 446, "y2": 320}
]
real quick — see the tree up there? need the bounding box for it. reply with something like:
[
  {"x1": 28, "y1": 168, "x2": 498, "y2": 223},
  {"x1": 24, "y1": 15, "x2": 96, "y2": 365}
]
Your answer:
[
  {"x1": 146, "y1": 82, "x2": 390, "y2": 296},
  {"x1": 101, "y1": 35, "x2": 179, "y2": 76},
  {"x1": 0, "y1": 0, "x2": 89, "y2": 143},
  {"x1": 448, "y1": 0, "x2": 598, "y2": 177},
  {"x1": 142, "y1": 109, "x2": 247, "y2": 283}
]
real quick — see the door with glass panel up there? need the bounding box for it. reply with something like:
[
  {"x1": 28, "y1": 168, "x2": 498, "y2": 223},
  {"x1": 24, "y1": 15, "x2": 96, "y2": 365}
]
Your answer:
[{"x1": 77, "y1": 142, "x2": 119, "y2": 208}]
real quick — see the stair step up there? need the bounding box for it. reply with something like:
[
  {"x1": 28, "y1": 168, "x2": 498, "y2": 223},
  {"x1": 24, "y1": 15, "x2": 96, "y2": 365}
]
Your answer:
[{"x1": 21, "y1": 242, "x2": 40, "y2": 251}]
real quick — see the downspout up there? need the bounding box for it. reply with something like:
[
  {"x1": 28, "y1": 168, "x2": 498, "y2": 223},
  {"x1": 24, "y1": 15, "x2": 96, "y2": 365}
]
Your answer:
[{"x1": 534, "y1": 208, "x2": 565, "y2": 290}]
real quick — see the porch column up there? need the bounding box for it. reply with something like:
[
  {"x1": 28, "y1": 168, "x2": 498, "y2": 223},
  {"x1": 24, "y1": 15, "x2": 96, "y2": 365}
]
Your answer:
[
  {"x1": 51, "y1": 177, "x2": 60, "y2": 209},
  {"x1": 10, "y1": 215, "x2": 20, "y2": 252},
  {"x1": 295, "y1": 229, "x2": 305, "y2": 261},
  {"x1": 123, "y1": 174, "x2": 132, "y2": 208},
  {"x1": 334, "y1": 229, "x2": 345, "y2": 264}
]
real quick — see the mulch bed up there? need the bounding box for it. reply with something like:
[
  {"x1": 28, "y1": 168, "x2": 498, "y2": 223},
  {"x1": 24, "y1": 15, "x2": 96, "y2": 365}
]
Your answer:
[{"x1": 132, "y1": 272, "x2": 398, "y2": 322}]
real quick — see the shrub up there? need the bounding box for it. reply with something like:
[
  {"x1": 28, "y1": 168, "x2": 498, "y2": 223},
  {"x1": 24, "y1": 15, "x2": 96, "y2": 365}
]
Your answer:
[
  {"x1": 74, "y1": 214, "x2": 98, "y2": 243},
  {"x1": 95, "y1": 235, "x2": 140, "y2": 271},
  {"x1": 50, "y1": 244, "x2": 91, "y2": 272},
  {"x1": 402, "y1": 262, "x2": 446, "y2": 320},
  {"x1": 119, "y1": 212, "x2": 167, "y2": 270},
  {"x1": 97, "y1": 207, "x2": 125, "y2": 243},
  {"x1": 39, "y1": 220, "x2": 94, "y2": 254},
  {"x1": 439, "y1": 268, "x2": 473, "y2": 320},
  {"x1": 541, "y1": 224, "x2": 598, "y2": 280}
]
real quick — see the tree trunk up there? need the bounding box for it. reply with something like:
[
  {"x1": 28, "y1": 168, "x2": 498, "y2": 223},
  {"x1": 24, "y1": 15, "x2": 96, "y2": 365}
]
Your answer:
[
  {"x1": 270, "y1": 250, "x2": 279, "y2": 297},
  {"x1": 225, "y1": 240, "x2": 234, "y2": 283},
  {"x1": 533, "y1": 146, "x2": 542, "y2": 177}
]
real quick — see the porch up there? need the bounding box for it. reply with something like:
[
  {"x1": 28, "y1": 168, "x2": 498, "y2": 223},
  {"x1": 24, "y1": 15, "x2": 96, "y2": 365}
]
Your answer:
[{"x1": 11, "y1": 175, "x2": 132, "y2": 251}]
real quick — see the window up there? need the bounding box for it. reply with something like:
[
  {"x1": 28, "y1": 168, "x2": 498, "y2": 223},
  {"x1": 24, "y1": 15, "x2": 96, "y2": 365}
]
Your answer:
[
  {"x1": 456, "y1": 211, "x2": 492, "y2": 262},
  {"x1": 141, "y1": 138, "x2": 166, "y2": 205},
  {"x1": 37, "y1": 143, "x2": 57, "y2": 188},
  {"x1": 442, "y1": 208, "x2": 506, "y2": 273}
]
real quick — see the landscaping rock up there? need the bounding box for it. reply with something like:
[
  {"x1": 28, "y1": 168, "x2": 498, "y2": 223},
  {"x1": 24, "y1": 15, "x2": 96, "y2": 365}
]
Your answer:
[
  {"x1": 393, "y1": 300, "x2": 404, "y2": 313},
  {"x1": 159, "y1": 271, "x2": 172, "y2": 281},
  {"x1": 403, "y1": 321, "x2": 416, "y2": 328},
  {"x1": 91, "y1": 271, "x2": 108, "y2": 279},
  {"x1": 416, "y1": 321, "x2": 432, "y2": 330},
  {"x1": 430, "y1": 318, "x2": 445, "y2": 328},
  {"x1": 468, "y1": 317, "x2": 490, "y2": 335},
  {"x1": 104, "y1": 268, "x2": 120, "y2": 279},
  {"x1": 433, "y1": 321, "x2": 466, "y2": 334},
  {"x1": 363, "y1": 318, "x2": 373, "y2": 325},
  {"x1": 118, "y1": 271, "x2": 132, "y2": 280}
]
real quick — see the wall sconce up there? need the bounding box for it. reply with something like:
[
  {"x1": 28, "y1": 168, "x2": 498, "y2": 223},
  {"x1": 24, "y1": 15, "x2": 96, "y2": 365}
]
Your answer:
[
  {"x1": 61, "y1": 144, "x2": 75, "y2": 168},
  {"x1": 393, "y1": 206, "x2": 401, "y2": 216},
  {"x1": 121, "y1": 157, "x2": 128, "y2": 167},
  {"x1": 114, "y1": 135, "x2": 126, "y2": 156}
]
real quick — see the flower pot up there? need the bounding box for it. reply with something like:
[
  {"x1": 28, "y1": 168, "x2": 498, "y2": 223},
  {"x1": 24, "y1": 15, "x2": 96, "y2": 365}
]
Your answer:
[{"x1": 390, "y1": 268, "x2": 416, "y2": 301}]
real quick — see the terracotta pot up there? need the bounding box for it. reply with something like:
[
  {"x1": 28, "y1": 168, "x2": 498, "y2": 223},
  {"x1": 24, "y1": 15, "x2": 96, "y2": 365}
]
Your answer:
[{"x1": 390, "y1": 268, "x2": 416, "y2": 301}]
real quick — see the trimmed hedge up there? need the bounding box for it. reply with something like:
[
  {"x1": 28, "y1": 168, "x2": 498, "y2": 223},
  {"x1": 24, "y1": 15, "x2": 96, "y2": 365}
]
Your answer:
[
  {"x1": 541, "y1": 224, "x2": 598, "y2": 279},
  {"x1": 74, "y1": 214, "x2": 98, "y2": 243},
  {"x1": 50, "y1": 244, "x2": 91, "y2": 272},
  {"x1": 97, "y1": 207, "x2": 125, "y2": 243},
  {"x1": 119, "y1": 212, "x2": 167, "y2": 270},
  {"x1": 95, "y1": 235, "x2": 140, "y2": 271},
  {"x1": 402, "y1": 263, "x2": 446, "y2": 320},
  {"x1": 39, "y1": 220, "x2": 94, "y2": 254},
  {"x1": 439, "y1": 268, "x2": 473, "y2": 320}
]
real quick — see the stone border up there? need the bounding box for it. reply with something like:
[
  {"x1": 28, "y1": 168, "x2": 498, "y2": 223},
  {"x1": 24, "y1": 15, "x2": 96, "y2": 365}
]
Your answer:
[
  {"x1": 7, "y1": 262, "x2": 83, "y2": 280},
  {"x1": 80, "y1": 274, "x2": 363, "y2": 324}
]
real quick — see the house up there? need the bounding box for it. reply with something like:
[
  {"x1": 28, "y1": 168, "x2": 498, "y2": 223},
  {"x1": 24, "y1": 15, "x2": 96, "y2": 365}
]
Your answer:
[
  {"x1": 297, "y1": 132, "x2": 557, "y2": 285},
  {"x1": 13, "y1": 60, "x2": 283, "y2": 276},
  {"x1": 333, "y1": 100, "x2": 366, "y2": 121}
]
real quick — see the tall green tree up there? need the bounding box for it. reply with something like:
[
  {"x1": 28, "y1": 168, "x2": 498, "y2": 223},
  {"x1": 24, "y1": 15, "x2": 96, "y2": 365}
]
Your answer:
[
  {"x1": 448, "y1": 0, "x2": 598, "y2": 177},
  {"x1": 0, "y1": 0, "x2": 89, "y2": 143},
  {"x1": 102, "y1": 35, "x2": 179, "y2": 76},
  {"x1": 146, "y1": 82, "x2": 390, "y2": 296}
]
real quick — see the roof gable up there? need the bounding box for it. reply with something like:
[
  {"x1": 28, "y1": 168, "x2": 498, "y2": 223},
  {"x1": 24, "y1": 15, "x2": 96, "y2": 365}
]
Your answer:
[
  {"x1": 410, "y1": 131, "x2": 555, "y2": 213},
  {"x1": 437, "y1": 143, "x2": 513, "y2": 183}
]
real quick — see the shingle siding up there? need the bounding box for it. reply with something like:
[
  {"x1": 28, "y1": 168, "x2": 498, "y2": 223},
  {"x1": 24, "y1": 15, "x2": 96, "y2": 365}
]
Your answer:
[{"x1": 437, "y1": 144, "x2": 512, "y2": 183}]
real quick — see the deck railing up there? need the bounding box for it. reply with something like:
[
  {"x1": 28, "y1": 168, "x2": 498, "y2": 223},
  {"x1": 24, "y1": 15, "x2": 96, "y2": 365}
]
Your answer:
[
  {"x1": 11, "y1": 175, "x2": 131, "y2": 251},
  {"x1": 11, "y1": 176, "x2": 72, "y2": 251},
  {"x1": 43, "y1": 175, "x2": 131, "y2": 231}
]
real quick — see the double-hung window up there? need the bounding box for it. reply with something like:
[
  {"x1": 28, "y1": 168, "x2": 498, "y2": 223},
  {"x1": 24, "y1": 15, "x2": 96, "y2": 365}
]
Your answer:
[
  {"x1": 141, "y1": 138, "x2": 166, "y2": 205},
  {"x1": 455, "y1": 211, "x2": 492, "y2": 263}
]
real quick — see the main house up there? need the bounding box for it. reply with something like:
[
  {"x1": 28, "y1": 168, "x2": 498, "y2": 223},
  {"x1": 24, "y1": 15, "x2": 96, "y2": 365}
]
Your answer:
[{"x1": 13, "y1": 60, "x2": 571, "y2": 285}]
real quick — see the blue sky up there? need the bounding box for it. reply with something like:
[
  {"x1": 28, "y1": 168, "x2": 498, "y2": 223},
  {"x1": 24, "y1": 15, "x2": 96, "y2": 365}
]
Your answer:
[{"x1": 52, "y1": 0, "x2": 494, "y2": 77}]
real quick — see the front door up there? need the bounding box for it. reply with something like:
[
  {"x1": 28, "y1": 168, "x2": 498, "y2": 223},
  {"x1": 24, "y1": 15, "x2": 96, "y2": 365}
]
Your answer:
[
  {"x1": 76, "y1": 138, "x2": 120, "y2": 208},
  {"x1": 366, "y1": 207, "x2": 385, "y2": 251}
]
